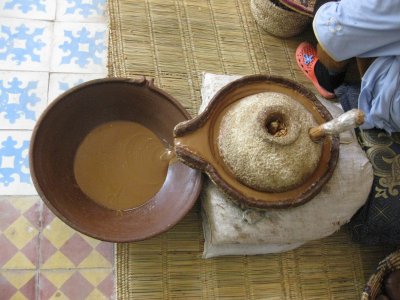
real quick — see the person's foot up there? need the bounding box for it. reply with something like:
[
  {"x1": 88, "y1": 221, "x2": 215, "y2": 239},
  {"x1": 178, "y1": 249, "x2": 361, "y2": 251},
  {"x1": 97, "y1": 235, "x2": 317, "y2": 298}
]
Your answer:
[{"x1": 295, "y1": 42, "x2": 336, "y2": 99}]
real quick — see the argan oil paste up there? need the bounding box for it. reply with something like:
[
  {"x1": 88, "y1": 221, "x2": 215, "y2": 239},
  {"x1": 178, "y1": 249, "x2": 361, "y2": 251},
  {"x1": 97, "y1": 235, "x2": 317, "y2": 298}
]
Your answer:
[
  {"x1": 218, "y1": 92, "x2": 322, "y2": 192},
  {"x1": 74, "y1": 121, "x2": 172, "y2": 211}
]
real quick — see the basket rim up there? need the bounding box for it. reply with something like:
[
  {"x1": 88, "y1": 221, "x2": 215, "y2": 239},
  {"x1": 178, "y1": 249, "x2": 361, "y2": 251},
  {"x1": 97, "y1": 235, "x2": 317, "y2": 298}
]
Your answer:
[{"x1": 363, "y1": 249, "x2": 400, "y2": 299}]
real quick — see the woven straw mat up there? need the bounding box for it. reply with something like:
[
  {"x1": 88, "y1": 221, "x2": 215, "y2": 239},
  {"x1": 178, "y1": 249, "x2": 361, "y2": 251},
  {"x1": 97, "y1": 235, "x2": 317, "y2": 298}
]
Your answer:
[{"x1": 108, "y1": 0, "x2": 392, "y2": 299}]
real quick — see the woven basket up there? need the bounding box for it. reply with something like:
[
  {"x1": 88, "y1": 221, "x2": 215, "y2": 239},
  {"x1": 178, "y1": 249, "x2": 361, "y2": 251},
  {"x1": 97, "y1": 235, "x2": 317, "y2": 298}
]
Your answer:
[
  {"x1": 362, "y1": 249, "x2": 400, "y2": 300},
  {"x1": 250, "y1": 0, "x2": 311, "y2": 38},
  {"x1": 278, "y1": 0, "x2": 316, "y2": 17}
]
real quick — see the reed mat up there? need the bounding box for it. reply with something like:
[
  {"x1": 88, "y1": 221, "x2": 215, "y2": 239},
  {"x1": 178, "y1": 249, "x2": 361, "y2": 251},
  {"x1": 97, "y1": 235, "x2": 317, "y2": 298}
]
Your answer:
[{"x1": 108, "y1": 0, "x2": 392, "y2": 298}]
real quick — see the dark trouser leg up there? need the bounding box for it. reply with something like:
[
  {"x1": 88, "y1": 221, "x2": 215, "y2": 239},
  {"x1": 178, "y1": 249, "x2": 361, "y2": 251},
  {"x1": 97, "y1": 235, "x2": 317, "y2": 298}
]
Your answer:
[{"x1": 314, "y1": 44, "x2": 348, "y2": 92}]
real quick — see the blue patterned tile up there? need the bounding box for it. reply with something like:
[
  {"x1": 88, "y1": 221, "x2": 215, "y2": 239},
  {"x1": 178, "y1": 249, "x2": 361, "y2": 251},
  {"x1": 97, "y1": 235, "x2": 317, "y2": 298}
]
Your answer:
[
  {"x1": 48, "y1": 73, "x2": 106, "y2": 102},
  {"x1": 0, "y1": 0, "x2": 56, "y2": 20},
  {"x1": 0, "y1": 131, "x2": 36, "y2": 195},
  {"x1": 56, "y1": 0, "x2": 107, "y2": 22},
  {"x1": 0, "y1": 72, "x2": 48, "y2": 129},
  {"x1": 0, "y1": 18, "x2": 52, "y2": 71},
  {"x1": 51, "y1": 22, "x2": 108, "y2": 73}
]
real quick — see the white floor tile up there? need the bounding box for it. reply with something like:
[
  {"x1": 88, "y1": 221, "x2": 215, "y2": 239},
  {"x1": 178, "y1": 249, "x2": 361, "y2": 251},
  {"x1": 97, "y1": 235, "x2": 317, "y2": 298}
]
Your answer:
[
  {"x1": 48, "y1": 72, "x2": 106, "y2": 102},
  {"x1": 0, "y1": 18, "x2": 53, "y2": 71},
  {"x1": 0, "y1": 130, "x2": 37, "y2": 195},
  {"x1": 0, "y1": 0, "x2": 56, "y2": 21},
  {"x1": 50, "y1": 22, "x2": 108, "y2": 73},
  {"x1": 0, "y1": 71, "x2": 49, "y2": 129},
  {"x1": 0, "y1": 2, "x2": 110, "y2": 196},
  {"x1": 56, "y1": 0, "x2": 107, "y2": 22}
]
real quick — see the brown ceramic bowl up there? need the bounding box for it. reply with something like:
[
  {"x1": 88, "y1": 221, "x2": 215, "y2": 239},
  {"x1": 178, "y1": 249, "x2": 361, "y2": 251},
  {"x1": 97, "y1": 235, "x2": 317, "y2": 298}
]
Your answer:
[{"x1": 30, "y1": 77, "x2": 202, "y2": 242}]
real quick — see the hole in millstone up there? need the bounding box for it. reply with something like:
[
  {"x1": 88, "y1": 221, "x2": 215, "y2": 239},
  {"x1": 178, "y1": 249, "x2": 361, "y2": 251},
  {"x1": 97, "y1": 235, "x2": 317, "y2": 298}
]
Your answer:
[{"x1": 265, "y1": 112, "x2": 288, "y2": 137}]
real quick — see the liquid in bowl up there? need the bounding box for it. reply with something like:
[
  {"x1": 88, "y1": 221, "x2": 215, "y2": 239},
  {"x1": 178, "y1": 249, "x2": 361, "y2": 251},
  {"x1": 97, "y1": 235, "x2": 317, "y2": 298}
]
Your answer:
[{"x1": 73, "y1": 120, "x2": 171, "y2": 211}]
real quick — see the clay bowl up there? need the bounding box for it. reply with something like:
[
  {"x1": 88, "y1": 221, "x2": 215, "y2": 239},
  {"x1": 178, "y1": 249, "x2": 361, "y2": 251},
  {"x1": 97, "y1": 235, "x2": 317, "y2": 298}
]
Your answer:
[
  {"x1": 30, "y1": 77, "x2": 202, "y2": 242},
  {"x1": 174, "y1": 75, "x2": 339, "y2": 209}
]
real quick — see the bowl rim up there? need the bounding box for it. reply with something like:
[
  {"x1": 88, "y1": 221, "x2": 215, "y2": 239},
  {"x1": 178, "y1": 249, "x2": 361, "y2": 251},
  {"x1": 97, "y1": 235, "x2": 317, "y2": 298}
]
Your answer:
[{"x1": 29, "y1": 77, "x2": 203, "y2": 242}]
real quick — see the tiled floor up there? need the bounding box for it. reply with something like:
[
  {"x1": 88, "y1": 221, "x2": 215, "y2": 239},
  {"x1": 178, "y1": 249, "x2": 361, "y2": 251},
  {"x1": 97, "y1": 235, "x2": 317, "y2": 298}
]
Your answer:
[{"x1": 0, "y1": 1, "x2": 115, "y2": 299}]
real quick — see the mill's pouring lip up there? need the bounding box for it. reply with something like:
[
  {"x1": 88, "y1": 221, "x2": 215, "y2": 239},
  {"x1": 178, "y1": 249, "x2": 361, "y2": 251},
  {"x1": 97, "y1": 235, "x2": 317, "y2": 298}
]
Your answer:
[{"x1": 173, "y1": 75, "x2": 340, "y2": 209}]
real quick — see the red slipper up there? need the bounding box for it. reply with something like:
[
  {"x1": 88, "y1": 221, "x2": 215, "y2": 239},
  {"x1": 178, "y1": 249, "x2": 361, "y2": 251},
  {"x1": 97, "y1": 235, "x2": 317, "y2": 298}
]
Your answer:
[{"x1": 295, "y1": 42, "x2": 336, "y2": 99}]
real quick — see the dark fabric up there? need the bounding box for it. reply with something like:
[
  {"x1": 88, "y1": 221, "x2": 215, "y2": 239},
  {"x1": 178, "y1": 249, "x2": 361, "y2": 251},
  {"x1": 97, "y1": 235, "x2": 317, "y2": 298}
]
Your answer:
[
  {"x1": 335, "y1": 83, "x2": 360, "y2": 111},
  {"x1": 314, "y1": 60, "x2": 346, "y2": 92},
  {"x1": 336, "y1": 83, "x2": 400, "y2": 245},
  {"x1": 313, "y1": 0, "x2": 335, "y2": 14},
  {"x1": 349, "y1": 129, "x2": 400, "y2": 245}
]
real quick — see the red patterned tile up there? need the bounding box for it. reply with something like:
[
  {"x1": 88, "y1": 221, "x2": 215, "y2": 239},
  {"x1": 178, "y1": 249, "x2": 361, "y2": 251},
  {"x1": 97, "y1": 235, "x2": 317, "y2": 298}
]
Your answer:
[
  {"x1": 40, "y1": 236, "x2": 57, "y2": 264},
  {"x1": 0, "y1": 273, "x2": 17, "y2": 299},
  {"x1": 95, "y1": 242, "x2": 114, "y2": 264},
  {"x1": 38, "y1": 272, "x2": 57, "y2": 300},
  {"x1": 41, "y1": 206, "x2": 55, "y2": 228},
  {"x1": 59, "y1": 233, "x2": 92, "y2": 266},
  {"x1": 61, "y1": 272, "x2": 93, "y2": 299},
  {"x1": 21, "y1": 237, "x2": 39, "y2": 266},
  {"x1": 23, "y1": 202, "x2": 41, "y2": 230},
  {"x1": 19, "y1": 274, "x2": 36, "y2": 299},
  {"x1": 0, "y1": 235, "x2": 18, "y2": 267},
  {"x1": 0, "y1": 200, "x2": 20, "y2": 231},
  {"x1": 0, "y1": 271, "x2": 37, "y2": 300},
  {"x1": 97, "y1": 272, "x2": 114, "y2": 298}
]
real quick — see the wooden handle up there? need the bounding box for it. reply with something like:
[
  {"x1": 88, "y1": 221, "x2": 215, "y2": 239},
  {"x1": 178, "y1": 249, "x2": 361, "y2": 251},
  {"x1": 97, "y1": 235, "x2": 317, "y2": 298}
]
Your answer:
[{"x1": 309, "y1": 109, "x2": 365, "y2": 142}]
